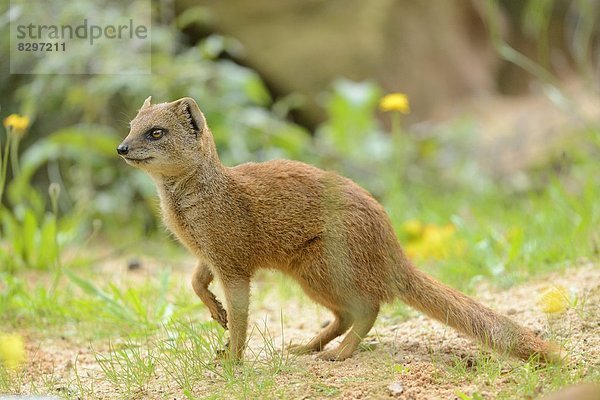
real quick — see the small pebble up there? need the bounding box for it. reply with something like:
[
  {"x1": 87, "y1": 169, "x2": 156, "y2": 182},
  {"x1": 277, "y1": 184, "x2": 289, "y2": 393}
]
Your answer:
[{"x1": 127, "y1": 258, "x2": 142, "y2": 270}]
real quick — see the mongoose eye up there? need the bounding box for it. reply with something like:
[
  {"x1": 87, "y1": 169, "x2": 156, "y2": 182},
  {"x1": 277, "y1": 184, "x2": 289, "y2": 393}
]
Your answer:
[{"x1": 146, "y1": 128, "x2": 164, "y2": 140}]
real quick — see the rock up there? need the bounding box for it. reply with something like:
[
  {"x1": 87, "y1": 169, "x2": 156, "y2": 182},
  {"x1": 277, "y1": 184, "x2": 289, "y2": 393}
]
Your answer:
[
  {"x1": 388, "y1": 381, "x2": 404, "y2": 396},
  {"x1": 182, "y1": 0, "x2": 498, "y2": 125}
]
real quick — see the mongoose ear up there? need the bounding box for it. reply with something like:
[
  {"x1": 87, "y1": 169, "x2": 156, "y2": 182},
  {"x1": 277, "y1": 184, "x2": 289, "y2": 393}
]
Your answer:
[
  {"x1": 141, "y1": 96, "x2": 152, "y2": 110},
  {"x1": 170, "y1": 97, "x2": 205, "y2": 136}
]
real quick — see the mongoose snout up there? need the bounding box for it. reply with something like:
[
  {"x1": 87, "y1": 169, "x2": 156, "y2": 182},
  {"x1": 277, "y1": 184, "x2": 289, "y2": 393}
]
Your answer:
[{"x1": 116, "y1": 143, "x2": 129, "y2": 155}]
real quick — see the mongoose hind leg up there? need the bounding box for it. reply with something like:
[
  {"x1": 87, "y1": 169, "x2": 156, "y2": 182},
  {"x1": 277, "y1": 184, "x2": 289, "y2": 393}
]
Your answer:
[
  {"x1": 288, "y1": 311, "x2": 353, "y2": 355},
  {"x1": 317, "y1": 306, "x2": 379, "y2": 361},
  {"x1": 191, "y1": 261, "x2": 228, "y2": 329},
  {"x1": 288, "y1": 247, "x2": 379, "y2": 360}
]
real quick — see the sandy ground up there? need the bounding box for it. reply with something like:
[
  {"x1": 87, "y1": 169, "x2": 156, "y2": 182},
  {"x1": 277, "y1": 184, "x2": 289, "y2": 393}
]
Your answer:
[{"x1": 16, "y1": 261, "x2": 600, "y2": 399}]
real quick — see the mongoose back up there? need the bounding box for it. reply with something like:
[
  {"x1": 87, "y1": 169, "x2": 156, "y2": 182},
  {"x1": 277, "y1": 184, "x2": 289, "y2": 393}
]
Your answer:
[{"x1": 118, "y1": 96, "x2": 560, "y2": 362}]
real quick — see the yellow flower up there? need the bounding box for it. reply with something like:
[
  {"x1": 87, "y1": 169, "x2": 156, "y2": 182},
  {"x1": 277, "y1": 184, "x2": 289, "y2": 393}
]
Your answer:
[
  {"x1": 0, "y1": 333, "x2": 26, "y2": 370},
  {"x1": 3, "y1": 114, "x2": 30, "y2": 136},
  {"x1": 379, "y1": 93, "x2": 410, "y2": 114},
  {"x1": 538, "y1": 286, "x2": 570, "y2": 314},
  {"x1": 402, "y1": 219, "x2": 424, "y2": 239},
  {"x1": 404, "y1": 222, "x2": 465, "y2": 260}
]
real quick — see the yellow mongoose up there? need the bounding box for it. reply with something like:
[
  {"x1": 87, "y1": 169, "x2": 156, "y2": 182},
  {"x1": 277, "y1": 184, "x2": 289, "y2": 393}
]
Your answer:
[{"x1": 118, "y1": 96, "x2": 559, "y2": 362}]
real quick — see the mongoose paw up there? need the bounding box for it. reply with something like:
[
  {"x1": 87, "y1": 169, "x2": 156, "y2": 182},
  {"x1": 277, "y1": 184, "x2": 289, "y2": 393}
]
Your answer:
[
  {"x1": 214, "y1": 339, "x2": 230, "y2": 360},
  {"x1": 287, "y1": 343, "x2": 318, "y2": 355},
  {"x1": 211, "y1": 301, "x2": 228, "y2": 330},
  {"x1": 214, "y1": 340, "x2": 243, "y2": 364},
  {"x1": 317, "y1": 348, "x2": 352, "y2": 361},
  {"x1": 215, "y1": 347, "x2": 230, "y2": 360}
]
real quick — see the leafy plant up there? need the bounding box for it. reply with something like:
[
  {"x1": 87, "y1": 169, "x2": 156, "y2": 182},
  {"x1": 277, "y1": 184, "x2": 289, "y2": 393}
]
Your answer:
[{"x1": 0, "y1": 114, "x2": 64, "y2": 271}]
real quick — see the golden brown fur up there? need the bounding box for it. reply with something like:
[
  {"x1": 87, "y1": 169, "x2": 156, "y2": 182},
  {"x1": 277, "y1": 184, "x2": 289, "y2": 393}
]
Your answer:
[{"x1": 118, "y1": 96, "x2": 560, "y2": 362}]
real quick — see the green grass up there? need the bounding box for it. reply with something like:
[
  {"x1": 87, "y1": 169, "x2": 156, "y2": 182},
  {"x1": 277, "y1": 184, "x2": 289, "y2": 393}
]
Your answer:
[
  {"x1": 449, "y1": 352, "x2": 599, "y2": 400},
  {"x1": 1, "y1": 257, "x2": 598, "y2": 398},
  {"x1": 95, "y1": 338, "x2": 158, "y2": 396}
]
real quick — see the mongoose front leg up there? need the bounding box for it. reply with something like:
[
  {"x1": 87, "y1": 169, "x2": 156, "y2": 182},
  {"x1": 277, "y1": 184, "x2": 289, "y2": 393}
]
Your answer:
[
  {"x1": 191, "y1": 261, "x2": 228, "y2": 329},
  {"x1": 220, "y1": 276, "x2": 250, "y2": 361},
  {"x1": 288, "y1": 312, "x2": 354, "y2": 355}
]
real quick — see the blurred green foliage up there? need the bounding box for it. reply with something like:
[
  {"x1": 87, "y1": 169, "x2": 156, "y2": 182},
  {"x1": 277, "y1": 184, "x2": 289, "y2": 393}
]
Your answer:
[
  {"x1": 489, "y1": 0, "x2": 600, "y2": 87},
  {"x1": 0, "y1": 2, "x2": 311, "y2": 246},
  {"x1": 0, "y1": 2, "x2": 598, "y2": 290}
]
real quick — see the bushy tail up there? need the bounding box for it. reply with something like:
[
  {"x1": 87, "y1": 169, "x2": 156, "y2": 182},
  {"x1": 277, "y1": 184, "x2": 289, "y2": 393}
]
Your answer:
[{"x1": 400, "y1": 267, "x2": 561, "y2": 362}]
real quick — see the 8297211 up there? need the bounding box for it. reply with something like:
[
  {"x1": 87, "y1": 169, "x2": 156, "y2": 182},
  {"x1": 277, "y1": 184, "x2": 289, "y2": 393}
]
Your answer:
[{"x1": 16, "y1": 42, "x2": 66, "y2": 51}]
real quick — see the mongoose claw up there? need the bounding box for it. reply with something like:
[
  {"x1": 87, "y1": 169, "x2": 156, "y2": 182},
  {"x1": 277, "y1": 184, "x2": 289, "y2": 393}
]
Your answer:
[
  {"x1": 317, "y1": 349, "x2": 351, "y2": 362},
  {"x1": 211, "y1": 300, "x2": 228, "y2": 329}
]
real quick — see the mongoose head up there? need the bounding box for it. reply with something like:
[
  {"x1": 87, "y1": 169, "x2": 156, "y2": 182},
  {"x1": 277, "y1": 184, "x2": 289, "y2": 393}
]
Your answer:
[{"x1": 118, "y1": 96, "x2": 217, "y2": 177}]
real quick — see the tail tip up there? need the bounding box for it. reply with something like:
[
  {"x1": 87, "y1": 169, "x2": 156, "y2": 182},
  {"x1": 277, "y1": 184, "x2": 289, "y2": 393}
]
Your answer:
[{"x1": 538, "y1": 341, "x2": 569, "y2": 364}]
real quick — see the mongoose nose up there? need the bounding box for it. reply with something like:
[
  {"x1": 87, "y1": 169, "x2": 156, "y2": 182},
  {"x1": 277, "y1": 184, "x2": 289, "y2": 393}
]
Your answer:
[{"x1": 117, "y1": 143, "x2": 129, "y2": 155}]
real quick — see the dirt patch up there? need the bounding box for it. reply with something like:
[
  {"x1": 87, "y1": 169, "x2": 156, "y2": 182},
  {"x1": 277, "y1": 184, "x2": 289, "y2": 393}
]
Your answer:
[{"x1": 15, "y1": 262, "x2": 600, "y2": 399}]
